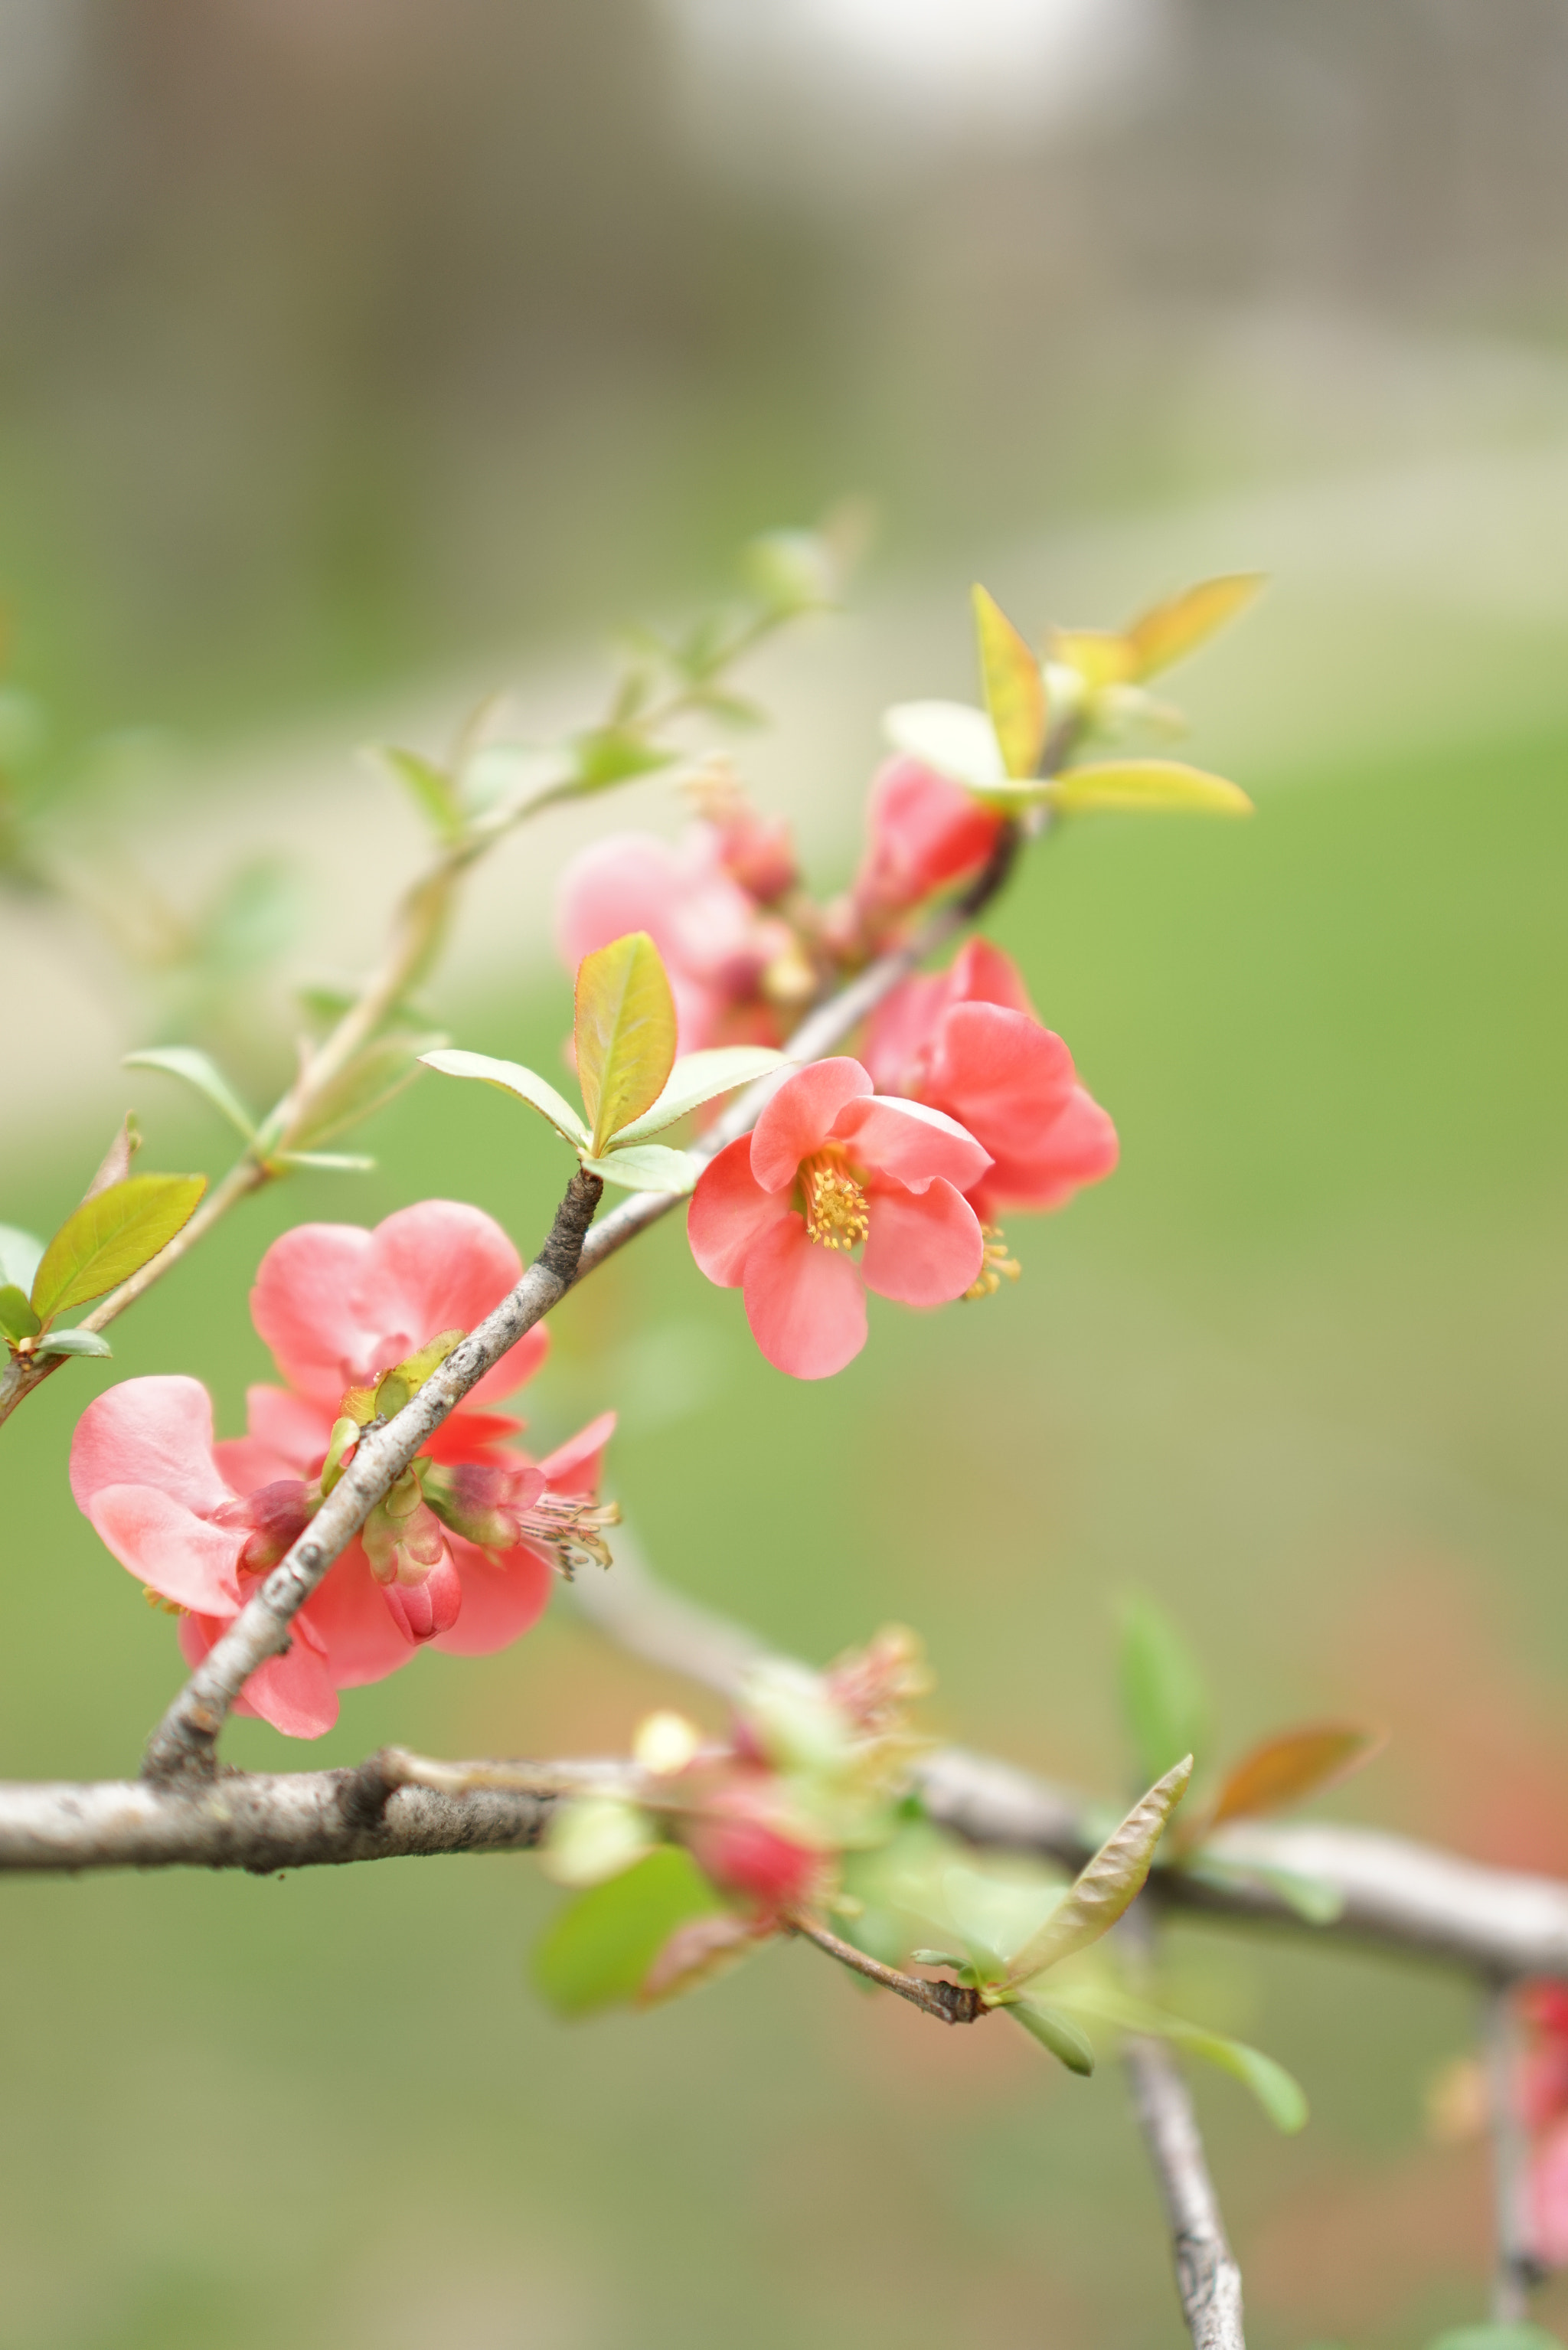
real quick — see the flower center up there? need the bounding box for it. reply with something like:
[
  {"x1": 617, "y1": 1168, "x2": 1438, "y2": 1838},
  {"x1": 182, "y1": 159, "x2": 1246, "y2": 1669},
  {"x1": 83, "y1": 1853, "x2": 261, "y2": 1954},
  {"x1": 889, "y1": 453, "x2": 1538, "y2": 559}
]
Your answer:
[
  {"x1": 965, "y1": 1224, "x2": 1021, "y2": 1301},
  {"x1": 801, "y1": 1151, "x2": 870, "y2": 1253}
]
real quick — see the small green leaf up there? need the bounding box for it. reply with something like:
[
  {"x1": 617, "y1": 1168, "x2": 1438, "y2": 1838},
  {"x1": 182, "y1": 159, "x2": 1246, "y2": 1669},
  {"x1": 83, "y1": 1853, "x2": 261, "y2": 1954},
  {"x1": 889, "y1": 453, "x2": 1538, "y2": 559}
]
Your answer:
[
  {"x1": 1125, "y1": 574, "x2": 1265, "y2": 680},
  {"x1": 1428, "y1": 2328, "x2": 1568, "y2": 2350},
  {"x1": 270, "y1": 1152, "x2": 377, "y2": 1174},
  {"x1": 124, "y1": 1047, "x2": 258, "y2": 1142},
  {"x1": 972, "y1": 585, "x2": 1047, "y2": 780},
  {"x1": 612, "y1": 1047, "x2": 788, "y2": 1145},
  {"x1": 911, "y1": 1950, "x2": 967, "y2": 1969},
  {"x1": 1207, "y1": 1724, "x2": 1386, "y2": 1830},
  {"x1": 583, "y1": 1145, "x2": 701, "y2": 1194},
  {"x1": 1061, "y1": 1982, "x2": 1308, "y2": 2132},
  {"x1": 287, "y1": 1031, "x2": 443, "y2": 1152},
  {"x1": 1007, "y1": 1999, "x2": 1096, "y2": 2076},
  {"x1": 531, "y1": 1847, "x2": 725, "y2": 2018},
  {"x1": 882, "y1": 700, "x2": 1007, "y2": 793},
  {"x1": 569, "y1": 727, "x2": 679, "y2": 794},
  {"x1": 0, "y1": 1224, "x2": 45, "y2": 1293},
  {"x1": 0, "y1": 1284, "x2": 40, "y2": 1342},
  {"x1": 417, "y1": 1050, "x2": 590, "y2": 1150},
  {"x1": 996, "y1": 1757, "x2": 1192, "y2": 1992},
  {"x1": 1042, "y1": 760, "x2": 1252, "y2": 818},
  {"x1": 1119, "y1": 1592, "x2": 1209, "y2": 1785},
  {"x1": 32, "y1": 1327, "x2": 113, "y2": 1359},
  {"x1": 368, "y1": 744, "x2": 463, "y2": 842},
  {"x1": 1181, "y1": 1855, "x2": 1346, "y2": 1927},
  {"x1": 30, "y1": 1173, "x2": 207, "y2": 1322},
  {"x1": 574, "y1": 933, "x2": 678, "y2": 1155}
]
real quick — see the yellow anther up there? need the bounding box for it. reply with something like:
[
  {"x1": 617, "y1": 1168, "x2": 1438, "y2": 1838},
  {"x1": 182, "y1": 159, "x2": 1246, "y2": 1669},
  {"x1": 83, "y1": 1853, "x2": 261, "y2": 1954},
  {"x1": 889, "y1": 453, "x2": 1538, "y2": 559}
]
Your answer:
[
  {"x1": 142, "y1": 1587, "x2": 187, "y2": 1616},
  {"x1": 802, "y1": 1152, "x2": 871, "y2": 1252},
  {"x1": 965, "y1": 1225, "x2": 1021, "y2": 1301}
]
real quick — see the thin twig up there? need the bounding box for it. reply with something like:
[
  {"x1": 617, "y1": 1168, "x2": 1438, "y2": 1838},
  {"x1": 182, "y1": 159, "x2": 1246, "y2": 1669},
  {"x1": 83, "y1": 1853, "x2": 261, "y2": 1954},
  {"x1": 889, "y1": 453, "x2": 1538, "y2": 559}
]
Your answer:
[
  {"x1": 1124, "y1": 2033, "x2": 1246, "y2": 2350},
  {"x1": 787, "y1": 1911, "x2": 987, "y2": 2025},
  {"x1": 139, "y1": 1168, "x2": 604, "y2": 1786},
  {"x1": 1484, "y1": 1977, "x2": 1544, "y2": 2322}
]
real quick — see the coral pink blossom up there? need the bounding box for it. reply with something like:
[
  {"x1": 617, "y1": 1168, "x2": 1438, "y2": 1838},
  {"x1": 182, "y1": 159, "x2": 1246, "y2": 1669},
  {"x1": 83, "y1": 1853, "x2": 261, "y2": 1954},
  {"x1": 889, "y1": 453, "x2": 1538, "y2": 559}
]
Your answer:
[
  {"x1": 687, "y1": 1057, "x2": 991, "y2": 1379},
  {"x1": 864, "y1": 938, "x2": 1117, "y2": 1223},
  {"x1": 557, "y1": 829, "x2": 786, "y2": 1053},
  {"x1": 1521, "y1": 1984, "x2": 1568, "y2": 2265},
  {"x1": 69, "y1": 1202, "x2": 613, "y2": 1739},
  {"x1": 848, "y1": 757, "x2": 1005, "y2": 939}
]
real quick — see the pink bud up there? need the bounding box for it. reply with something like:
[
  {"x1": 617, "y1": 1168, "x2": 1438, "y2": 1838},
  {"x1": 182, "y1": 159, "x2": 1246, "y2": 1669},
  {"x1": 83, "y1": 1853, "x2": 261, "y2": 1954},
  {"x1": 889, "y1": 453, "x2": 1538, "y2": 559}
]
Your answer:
[
  {"x1": 851, "y1": 757, "x2": 1004, "y2": 936},
  {"x1": 379, "y1": 1549, "x2": 463, "y2": 1642},
  {"x1": 687, "y1": 1789, "x2": 823, "y2": 1914},
  {"x1": 214, "y1": 1479, "x2": 315, "y2": 1574}
]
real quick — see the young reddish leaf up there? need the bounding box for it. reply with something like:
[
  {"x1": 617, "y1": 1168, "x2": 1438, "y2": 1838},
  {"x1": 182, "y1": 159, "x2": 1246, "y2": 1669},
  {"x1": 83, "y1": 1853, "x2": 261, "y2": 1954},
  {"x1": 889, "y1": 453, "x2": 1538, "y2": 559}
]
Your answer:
[
  {"x1": 1125, "y1": 574, "x2": 1266, "y2": 680},
  {"x1": 1044, "y1": 760, "x2": 1252, "y2": 817},
  {"x1": 994, "y1": 1757, "x2": 1193, "y2": 1994},
  {"x1": 972, "y1": 584, "x2": 1047, "y2": 780},
  {"x1": 573, "y1": 931, "x2": 678, "y2": 1155},
  {"x1": 531, "y1": 1847, "x2": 724, "y2": 2018},
  {"x1": 1206, "y1": 1724, "x2": 1387, "y2": 1832},
  {"x1": 30, "y1": 1174, "x2": 206, "y2": 1323},
  {"x1": 82, "y1": 1114, "x2": 142, "y2": 1201},
  {"x1": 1050, "y1": 628, "x2": 1138, "y2": 691},
  {"x1": 635, "y1": 1910, "x2": 773, "y2": 2007}
]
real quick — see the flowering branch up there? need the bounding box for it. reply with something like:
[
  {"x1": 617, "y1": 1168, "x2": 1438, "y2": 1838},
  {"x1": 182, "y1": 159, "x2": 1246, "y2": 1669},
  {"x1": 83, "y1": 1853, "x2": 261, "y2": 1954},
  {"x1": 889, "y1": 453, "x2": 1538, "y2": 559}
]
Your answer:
[
  {"x1": 140, "y1": 1167, "x2": 604, "y2": 1785},
  {"x1": 1484, "y1": 1979, "x2": 1544, "y2": 2321}
]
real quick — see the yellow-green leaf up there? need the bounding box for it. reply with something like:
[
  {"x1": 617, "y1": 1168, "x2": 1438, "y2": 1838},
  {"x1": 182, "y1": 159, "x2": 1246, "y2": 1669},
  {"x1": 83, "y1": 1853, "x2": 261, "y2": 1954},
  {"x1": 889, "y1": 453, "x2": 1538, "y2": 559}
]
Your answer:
[
  {"x1": 972, "y1": 585, "x2": 1047, "y2": 780},
  {"x1": 1050, "y1": 628, "x2": 1138, "y2": 691},
  {"x1": 1207, "y1": 1724, "x2": 1386, "y2": 1832},
  {"x1": 30, "y1": 1173, "x2": 206, "y2": 1322},
  {"x1": 1125, "y1": 574, "x2": 1265, "y2": 679},
  {"x1": 995, "y1": 1757, "x2": 1192, "y2": 1992},
  {"x1": 1057, "y1": 1980, "x2": 1308, "y2": 2132},
  {"x1": 1043, "y1": 760, "x2": 1252, "y2": 817},
  {"x1": 574, "y1": 932, "x2": 678, "y2": 1155}
]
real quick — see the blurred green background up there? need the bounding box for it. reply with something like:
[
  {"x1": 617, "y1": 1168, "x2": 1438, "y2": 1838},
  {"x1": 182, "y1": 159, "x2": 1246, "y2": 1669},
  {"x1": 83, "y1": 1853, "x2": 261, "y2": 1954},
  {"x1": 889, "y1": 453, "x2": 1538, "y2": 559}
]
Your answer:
[{"x1": 2, "y1": 4, "x2": 1567, "y2": 2346}]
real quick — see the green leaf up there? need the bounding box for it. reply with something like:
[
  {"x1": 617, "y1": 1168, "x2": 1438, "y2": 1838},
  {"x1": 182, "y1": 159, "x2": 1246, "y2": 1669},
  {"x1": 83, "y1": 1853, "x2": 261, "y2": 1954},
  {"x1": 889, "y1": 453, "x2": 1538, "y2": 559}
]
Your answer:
[
  {"x1": 1181, "y1": 1855, "x2": 1346, "y2": 1927},
  {"x1": 368, "y1": 744, "x2": 463, "y2": 843},
  {"x1": 32, "y1": 1327, "x2": 113, "y2": 1359},
  {"x1": 0, "y1": 1224, "x2": 44, "y2": 1293},
  {"x1": 1428, "y1": 2329, "x2": 1568, "y2": 2350},
  {"x1": 882, "y1": 700, "x2": 1007, "y2": 793},
  {"x1": 569, "y1": 727, "x2": 679, "y2": 794},
  {"x1": 1062, "y1": 1981, "x2": 1308, "y2": 2132},
  {"x1": 583, "y1": 1145, "x2": 701, "y2": 1195},
  {"x1": 287, "y1": 1031, "x2": 443, "y2": 1152},
  {"x1": 612, "y1": 1048, "x2": 787, "y2": 1144},
  {"x1": 1207, "y1": 1724, "x2": 1386, "y2": 1830},
  {"x1": 124, "y1": 1047, "x2": 258, "y2": 1142},
  {"x1": 30, "y1": 1174, "x2": 207, "y2": 1322},
  {"x1": 1042, "y1": 760, "x2": 1253, "y2": 818},
  {"x1": 531, "y1": 1847, "x2": 725, "y2": 2018},
  {"x1": 742, "y1": 528, "x2": 836, "y2": 615},
  {"x1": 1125, "y1": 574, "x2": 1266, "y2": 680},
  {"x1": 1119, "y1": 1592, "x2": 1209, "y2": 1784},
  {"x1": 996, "y1": 1757, "x2": 1192, "y2": 1992},
  {"x1": 0, "y1": 1284, "x2": 40, "y2": 1342},
  {"x1": 417, "y1": 1049, "x2": 590, "y2": 1151},
  {"x1": 972, "y1": 584, "x2": 1047, "y2": 780},
  {"x1": 270, "y1": 1152, "x2": 377, "y2": 1174},
  {"x1": 573, "y1": 932, "x2": 679, "y2": 1155},
  {"x1": 1008, "y1": 1999, "x2": 1096, "y2": 2075}
]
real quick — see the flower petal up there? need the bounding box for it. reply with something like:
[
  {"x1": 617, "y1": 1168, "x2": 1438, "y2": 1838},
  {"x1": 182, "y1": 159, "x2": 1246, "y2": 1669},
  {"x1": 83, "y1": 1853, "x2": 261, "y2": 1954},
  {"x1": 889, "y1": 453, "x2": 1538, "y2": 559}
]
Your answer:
[
  {"x1": 246, "y1": 1385, "x2": 336, "y2": 1472},
  {"x1": 688, "y1": 1136, "x2": 792, "y2": 1286},
  {"x1": 87, "y1": 1484, "x2": 243, "y2": 1612},
  {"x1": 749, "y1": 1059, "x2": 872, "y2": 1193},
  {"x1": 740, "y1": 1213, "x2": 867, "y2": 1379},
  {"x1": 946, "y1": 936, "x2": 1036, "y2": 1016},
  {"x1": 70, "y1": 1375, "x2": 234, "y2": 1517},
  {"x1": 432, "y1": 1535, "x2": 554, "y2": 1656},
  {"x1": 536, "y1": 1410, "x2": 617, "y2": 1497},
  {"x1": 299, "y1": 1543, "x2": 418, "y2": 1687},
  {"x1": 861, "y1": 1178, "x2": 984, "y2": 1306},
  {"x1": 929, "y1": 1003, "x2": 1118, "y2": 1211},
  {"x1": 833, "y1": 1092, "x2": 991, "y2": 1195},
  {"x1": 421, "y1": 1408, "x2": 527, "y2": 1465},
  {"x1": 176, "y1": 1606, "x2": 340, "y2": 1738}
]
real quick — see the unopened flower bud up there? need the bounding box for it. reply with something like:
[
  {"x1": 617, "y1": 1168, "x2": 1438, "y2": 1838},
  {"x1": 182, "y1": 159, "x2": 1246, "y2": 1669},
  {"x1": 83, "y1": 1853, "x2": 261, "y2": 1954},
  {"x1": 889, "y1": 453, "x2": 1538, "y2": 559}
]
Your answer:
[
  {"x1": 423, "y1": 1458, "x2": 547, "y2": 1550},
  {"x1": 214, "y1": 1479, "x2": 315, "y2": 1575},
  {"x1": 686, "y1": 1794, "x2": 824, "y2": 1914},
  {"x1": 379, "y1": 1549, "x2": 462, "y2": 1642}
]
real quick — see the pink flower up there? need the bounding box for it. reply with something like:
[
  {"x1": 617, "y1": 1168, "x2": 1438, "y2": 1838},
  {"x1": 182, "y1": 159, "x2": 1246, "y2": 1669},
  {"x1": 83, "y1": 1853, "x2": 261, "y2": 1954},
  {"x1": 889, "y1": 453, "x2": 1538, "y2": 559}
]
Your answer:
[
  {"x1": 69, "y1": 1201, "x2": 614, "y2": 1739},
  {"x1": 846, "y1": 757, "x2": 1005, "y2": 941},
  {"x1": 687, "y1": 1057, "x2": 991, "y2": 1379},
  {"x1": 557, "y1": 829, "x2": 786, "y2": 1053},
  {"x1": 864, "y1": 938, "x2": 1117, "y2": 1224}
]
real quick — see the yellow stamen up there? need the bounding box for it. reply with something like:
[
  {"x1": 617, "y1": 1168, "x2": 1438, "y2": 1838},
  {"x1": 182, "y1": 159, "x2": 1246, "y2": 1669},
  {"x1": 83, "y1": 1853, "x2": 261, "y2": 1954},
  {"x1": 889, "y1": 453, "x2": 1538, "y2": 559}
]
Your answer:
[
  {"x1": 142, "y1": 1587, "x2": 187, "y2": 1617},
  {"x1": 802, "y1": 1152, "x2": 871, "y2": 1253},
  {"x1": 965, "y1": 1224, "x2": 1021, "y2": 1301}
]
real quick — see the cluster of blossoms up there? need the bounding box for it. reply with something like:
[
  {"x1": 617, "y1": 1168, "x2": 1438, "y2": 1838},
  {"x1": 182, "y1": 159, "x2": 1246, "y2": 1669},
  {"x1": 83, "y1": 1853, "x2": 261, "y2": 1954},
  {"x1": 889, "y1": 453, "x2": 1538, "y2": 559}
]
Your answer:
[
  {"x1": 70, "y1": 1202, "x2": 615, "y2": 1736},
  {"x1": 541, "y1": 1627, "x2": 933, "y2": 1998},
  {"x1": 561, "y1": 756, "x2": 1116, "y2": 1377}
]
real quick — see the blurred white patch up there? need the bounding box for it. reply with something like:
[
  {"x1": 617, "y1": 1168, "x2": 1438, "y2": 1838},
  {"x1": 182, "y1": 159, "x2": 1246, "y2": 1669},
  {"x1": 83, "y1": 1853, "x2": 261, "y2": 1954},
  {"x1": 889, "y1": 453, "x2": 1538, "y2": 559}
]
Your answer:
[
  {"x1": 0, "y1": 0, "x2": 86, "y2": 172},
  {"x1": 662, "y1": 0, "x2": 1165, "y2": 189}
]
